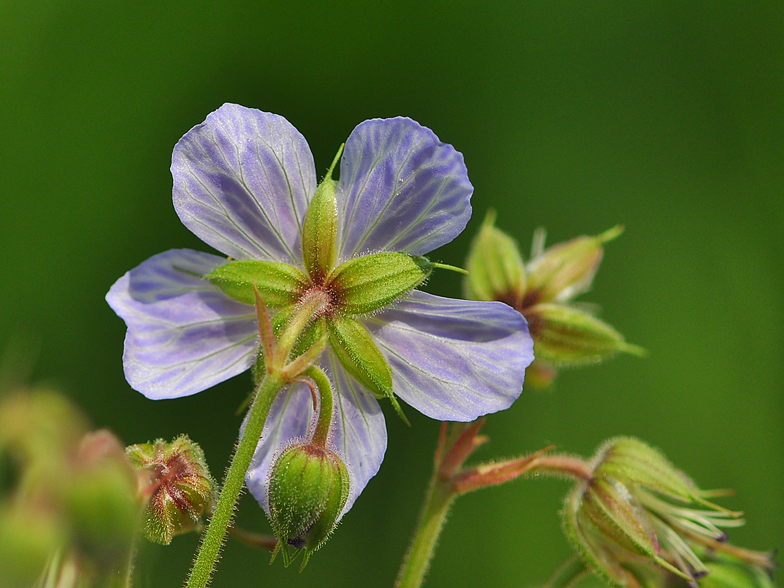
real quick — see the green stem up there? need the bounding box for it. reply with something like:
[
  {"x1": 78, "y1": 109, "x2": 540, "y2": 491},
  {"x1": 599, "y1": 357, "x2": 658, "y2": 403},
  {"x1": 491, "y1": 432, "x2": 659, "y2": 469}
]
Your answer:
[
  {"x1": 276, "y1": 291, "x2": 330, "y2": 362},
  {"x1": 394, "y1": 474, "x2": 455, "y2": 588},
  {"x1": 185, "y1": 372, "x2": 287, "y2": 588},
  {"x1": 541, "y1": 557, "x2": 588, "y2": 588},
  {"x1": 304, "y1": 365, "x2": 333, "y2": 447}
]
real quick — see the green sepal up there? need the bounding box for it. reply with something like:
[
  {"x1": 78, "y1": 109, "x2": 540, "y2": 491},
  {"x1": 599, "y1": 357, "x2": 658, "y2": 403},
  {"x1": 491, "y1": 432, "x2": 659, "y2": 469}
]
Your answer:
[
  {"x1": 528, "y1": 303, "x2": 646, "y2": 366},
  {"x1": 328, "y1": 252, "x2": 432, "y2": 315},
  {"x1": 302, "y1": 177, "x2": 338, "y2": 283},
  {"x1": 207, "y1": 260, "x2": 308, "y2": 307},
  {"x1": 525, "y1": 226, "x2": 623, "y2": 304},
  {"x1": 463, "y1": 209, "x2": 526, "y2": 306},
  {"x1": 327, "y1": 316, "x2": 409, "y2": 424}
]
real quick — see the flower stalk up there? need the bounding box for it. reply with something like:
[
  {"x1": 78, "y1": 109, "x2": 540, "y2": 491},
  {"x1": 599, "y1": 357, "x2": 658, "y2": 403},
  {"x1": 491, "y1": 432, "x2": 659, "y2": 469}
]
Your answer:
[
  {"x1": 395, "y1": 421, "x2": 552, "y2": 588},
  {"x1": 185, "y1": 371, "x2": 286, "y2": 588}
]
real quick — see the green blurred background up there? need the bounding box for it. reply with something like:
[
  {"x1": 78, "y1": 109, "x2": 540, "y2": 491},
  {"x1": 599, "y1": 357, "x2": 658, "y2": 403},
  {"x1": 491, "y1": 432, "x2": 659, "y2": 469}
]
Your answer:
[{"x1": 2, "y1": 1, "x2": 782, "y2": 586}]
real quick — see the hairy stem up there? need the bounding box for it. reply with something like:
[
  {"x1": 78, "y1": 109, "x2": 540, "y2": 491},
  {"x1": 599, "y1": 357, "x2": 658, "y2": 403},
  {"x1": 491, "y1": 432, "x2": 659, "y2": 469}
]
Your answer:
[
  {"x1": 305, "y1": 365, "x2": 334, "y2": 447},
  {"x1": 394, "y1": 471, "x2": 455, "y2": 588},
  {"x1": 185, "y1": 372, "x2": 286, "y2": 588},
  {"x1": 529, "y1": 455, "x2": 592, "y2": 480}
]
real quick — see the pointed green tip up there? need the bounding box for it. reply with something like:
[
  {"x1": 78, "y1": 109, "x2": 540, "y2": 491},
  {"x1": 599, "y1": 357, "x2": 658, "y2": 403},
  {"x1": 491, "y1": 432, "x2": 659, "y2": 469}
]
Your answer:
[
  {"x1": 326, "y1": 143, "x2": 345, "y2": 180},
  {"x1": 619, "y1": 342, "x2": 648, "y2": 358},
  {"x1": 388, "y1": 393, "x2": 411, "y2": 427},
  {"x1": 598, "y1": 225, "x2": 625, "y2": 243},
  {"x1": 482, "y1": 208, "x2": 498, "y2": 228},
  {"x1": 432, "y1": 262, "x2": 469, "y2": 275},
  {"x1": 299, "y1": 550, "x2": 313, "y2": 572}
]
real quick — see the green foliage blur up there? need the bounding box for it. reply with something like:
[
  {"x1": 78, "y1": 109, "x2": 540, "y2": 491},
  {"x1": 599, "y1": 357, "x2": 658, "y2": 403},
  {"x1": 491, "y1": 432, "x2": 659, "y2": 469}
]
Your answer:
[{"x1": 2, "y1": 1, "x2": 782, "y2": 587}]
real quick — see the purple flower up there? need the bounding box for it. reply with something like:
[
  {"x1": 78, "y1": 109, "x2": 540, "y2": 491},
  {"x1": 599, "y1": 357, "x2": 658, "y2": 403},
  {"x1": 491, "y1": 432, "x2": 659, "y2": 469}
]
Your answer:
[{"x1": 106, "y1": 104, "x2": 533, "y2": 517}]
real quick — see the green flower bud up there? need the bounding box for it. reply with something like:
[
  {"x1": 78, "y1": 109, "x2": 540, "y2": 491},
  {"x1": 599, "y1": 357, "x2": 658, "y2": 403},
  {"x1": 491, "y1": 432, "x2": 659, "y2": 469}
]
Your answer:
[
  {"x1": 302, "y1": 176, "x2": 339, "y2": 283},
  {"x1": 526, "y1": 303, "x2": 646, "y2": 366},
  {"x1": 66, "y1": 430, "x2": 140, "y2": 566},
  {"x1": 327, "y1": 252, "x2": 432, "y2": 315},
  {"x1": 207, "y1": 260, "x2": 308, "y2": 307},
  {"x1": 268, "y1": 443, "x2": 349, "y2": 568},
  {"x1": 463, "y1": 209, "x2": 526, "y2": 306},
  {"x1": 526, "y1": 225, "x2": 623, "y2": 305},
  {"x1": 0, "y1": 505, "x2": 66, "y2": 588},
  {"x1": 563, "y1": 437, "x2": 762, "y2": 588},
  {"x1": 126, "y1": 435, "x2": 214, "y2": 545}
]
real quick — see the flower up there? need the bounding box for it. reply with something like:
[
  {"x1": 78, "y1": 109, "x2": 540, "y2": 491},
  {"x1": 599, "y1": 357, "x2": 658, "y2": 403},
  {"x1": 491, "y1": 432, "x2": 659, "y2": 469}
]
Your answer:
[{"x1": 106, "y1": 103, "x2": 533, "y2": 519}]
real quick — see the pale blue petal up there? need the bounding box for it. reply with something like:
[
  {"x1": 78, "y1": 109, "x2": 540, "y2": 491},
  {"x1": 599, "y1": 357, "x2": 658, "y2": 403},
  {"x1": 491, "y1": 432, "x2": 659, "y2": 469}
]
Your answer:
[
  {"x1": 245, "y1": 352, "x2": 386, "y2": 518},
  {"x1": 366, "y1": 291, "x2": 533, "y2": 421},
  {"x1": 106, "y1": 249, "x2": 258, "y2": 399},
  {"x1": 324, "y1": 351, "x2": 387, "y2": 513},
  {"x1": 335, "y1": 118, "x2": 472, "y2": 260},
  {"x1": 172, "y1": 104, "x2": 316, "y2": 264}
]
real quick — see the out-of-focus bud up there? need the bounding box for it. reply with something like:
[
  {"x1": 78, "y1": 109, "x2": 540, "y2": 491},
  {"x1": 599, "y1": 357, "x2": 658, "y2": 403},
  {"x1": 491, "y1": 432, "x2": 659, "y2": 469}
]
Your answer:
[
  {"x1": 462, "y1": 220, "x2": 642, "y2": 388},
  {"x1": 700, "y1": 560, "x2": 777, "y2": 588},
  {"x1": 66, "y1": 430, "x2": 140, "y2": 568},
  {"x1": 526, "y1": 304, "x2": 646, "y2": 366},
  {"x1": 268, "y1": 442, "x2": 349, "y2": 569},
  {"x1": 562, "y1": 437, "x2": 774, "y2": 588},
  {"x1": 126, "y1": 435, "x2": 214, "y2": 545},
  {"x1": 526, "y1": 225, "x2": 623, "y2": 305},
  {"x1": 0, "y1": 505, "x2": 66, "y2": 588},
  {"x1": 463, "y1": 210, "x2": 527, "y2": 307}
]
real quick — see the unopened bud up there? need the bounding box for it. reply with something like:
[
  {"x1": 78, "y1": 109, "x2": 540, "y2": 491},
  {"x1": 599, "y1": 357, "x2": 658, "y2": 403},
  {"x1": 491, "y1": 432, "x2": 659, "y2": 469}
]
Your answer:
[
  {"x1": 526, "y1": 226, "x2": 623, "y2": 305},
  {"x1": 268, "y1": 443, "x2": 349, "y2": 568},
  {"x1": 0, "y1": 505, "x2": 65, "y2": 588},
  {"x1": 526, "y1": 303, "x2": 645, "y2": 366},
  {"x1": 463, "y1": 210, "x2": 527, "y2": 307},
  {"x1": 126, "y1": 435, "x2": 214, "y2": 545},
  {"x1": 66, "y1": 430, "x2": 140, "y2": 566},
  {"x1": 563, "y1": 437, "x2": 764, "y2": 587}
]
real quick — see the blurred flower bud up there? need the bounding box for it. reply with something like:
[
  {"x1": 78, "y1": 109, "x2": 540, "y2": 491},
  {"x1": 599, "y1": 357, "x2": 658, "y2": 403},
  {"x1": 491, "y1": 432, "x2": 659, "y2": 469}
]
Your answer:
[
  {"x1": 526, "y1": 304, "x2": 646, "y2": 366},
  {"x1": 463, "y1": 210, "x2": 527, "y2": 307},
  {"x1": 268, "y1": 442, "x2": 349, "y2": 569},
  {"x1": 66, "y1": 430, "x2": 140, "y2": 567},
  {"x1": 562, "y1": 437, "x2": 774, "y2": 588},
  {"x1": 463, "y1": 219, "x2": 642, "y2": 387},
  {"x1": 526, "y1": 225, "x2": 623, "y2": 305},
  {"x1": 126, "y1": 435, "x2": 214, "y2": 545},
  {"x1": 0, "y1": 505, "x2": 66, "y2": 588}
]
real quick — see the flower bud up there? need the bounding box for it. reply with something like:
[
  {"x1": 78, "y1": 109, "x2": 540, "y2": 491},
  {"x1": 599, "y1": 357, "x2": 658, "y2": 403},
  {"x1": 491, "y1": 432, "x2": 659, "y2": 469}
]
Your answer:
[
  {"x1": 526, "y1": 303, "x2": 645, "y2": 366},
  {"x1": 125, "y1": 435, "x2": 214, "y2": 545},
  {"x1": 563, "y1": 437, "x2": 764, "y2": 588},
  {"x1": 268, "y1": 443, "x2": 349, "y2": 568},
  {"x1": 463, "y1": 210, "x2": 526, "y2": 306},
  {"x1": 0, "y1": 505, "x2": 66, "y2": 588},
  {"x1": 526, "y1": 225, "x2": 623, "y2": 304}
]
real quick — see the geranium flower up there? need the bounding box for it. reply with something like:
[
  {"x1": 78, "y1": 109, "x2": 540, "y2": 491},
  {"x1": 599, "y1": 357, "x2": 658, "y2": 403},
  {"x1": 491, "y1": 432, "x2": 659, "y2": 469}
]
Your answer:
[{"x1": 106, "y1": 103, "x2": 533, "y2": 518}]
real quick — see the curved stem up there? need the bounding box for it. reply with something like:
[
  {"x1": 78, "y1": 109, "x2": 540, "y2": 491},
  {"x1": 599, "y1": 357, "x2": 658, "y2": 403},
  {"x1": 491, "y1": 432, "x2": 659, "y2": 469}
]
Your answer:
[
  {"x1": 185, "y1": 372, "x2": 286, "y2": 588},
  {"x1": 304, "y1": 365, "x2": 333, "y2": 448},
  {"x1": 529, "y1": 455, "x2": 592, "y2": 480}
]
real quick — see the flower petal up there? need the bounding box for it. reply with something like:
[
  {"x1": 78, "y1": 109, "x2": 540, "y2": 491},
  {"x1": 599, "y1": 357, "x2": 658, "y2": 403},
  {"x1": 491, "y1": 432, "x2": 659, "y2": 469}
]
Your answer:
[
  {"x1": 366, "y1": 290, "x2": 533, "y2": 421},
  {"x1": 245, "y1": 352, "x2": 386, "y2": 517},
  {"x1": 335, "y1": 118, "x2": 472, "y2": 260},
  {"x1": 172, "y1": 103, "x2": 316, "y2": 264},
  {"x1": 106, "y1": 249, "x2": 259, "y2": 399}
]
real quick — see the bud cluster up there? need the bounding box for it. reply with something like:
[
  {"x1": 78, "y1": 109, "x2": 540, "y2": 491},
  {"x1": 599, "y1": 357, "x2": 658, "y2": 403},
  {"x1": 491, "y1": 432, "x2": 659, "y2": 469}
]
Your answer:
[
  {"x1": 0, "y1": 389, "x2": 140, "y2": 587},
  {"x1": 562, "y1": 438, "x2": 775, "y2": 588},
  {"x1": 464, "y1": 211, "x2": 644, "y2": 386}
]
